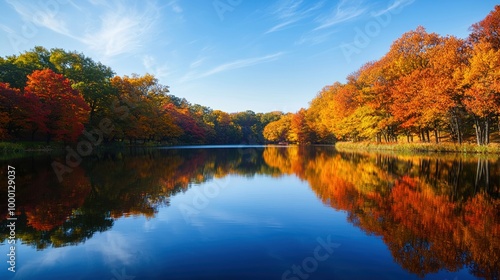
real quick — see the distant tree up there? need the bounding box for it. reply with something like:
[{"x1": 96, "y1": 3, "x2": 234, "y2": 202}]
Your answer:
[
  {"x1": 0, "y1": 83, "x2": 23, "y2": 139},
  {"x1": 111, "y1": 74, "x2": 183, "y2": 143},
  {"x1": 291, "y1": 108, "x2": 312, "y2": 144},
  {"x1": 263, "y1": 114, "x2": 293, "y2": 143},
  {"x1": 231, "y1": 110, "x2": 260, "y2": 144},
  {"x1": 211, "y1": 110, "x2": 241, "y2": 144}
]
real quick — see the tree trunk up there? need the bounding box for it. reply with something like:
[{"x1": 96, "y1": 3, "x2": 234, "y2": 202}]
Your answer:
[
  {"x1": 451, "y1": 109, "x2": 463, "y2": 145},
  {"x1": 475, "y1": 118, "x2": 482, "y2": 145},
  {"x1": 434, "y1": 128, "x2": 439, "y2": 144},
  {"x1": 456, "y1": 117, "x2": 462, "y2": 145},
  {"x1": 497, "y1": 116, "x2": 500, "y2": 133},
  {"x1": 485, "y1": 118, "x2": 489, "y2": 145}
]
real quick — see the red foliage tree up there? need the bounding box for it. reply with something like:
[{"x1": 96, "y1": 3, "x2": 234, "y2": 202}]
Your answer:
[
  {"x1": 0, "y1": 82, "x2": 24, "y2": 139},
  {"x1": 470, "y1": 5, "x2": 500, "y2": 50},
  {"x1": 24, "y1": 69, "x2": 90, "y2": 142}
]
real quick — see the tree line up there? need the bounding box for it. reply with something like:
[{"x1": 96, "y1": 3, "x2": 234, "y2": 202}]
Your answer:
[
  {"x1": 0, "y1": 47, "x2": 284, "y2": 145},
  {"x1": 263, "y1": 5, "x2": 500, "y2": 146},
  {"x1": 2, "y1": 6, "x2": 498, "y2": 146}
]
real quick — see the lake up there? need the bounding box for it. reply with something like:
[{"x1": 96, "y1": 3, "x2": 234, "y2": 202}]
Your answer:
[{"x1": 0, "y1": 146, "x2": 499, "y2": 279}]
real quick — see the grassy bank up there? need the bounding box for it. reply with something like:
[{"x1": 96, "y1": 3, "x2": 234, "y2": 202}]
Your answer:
[
  {"x1": 0, "y1": 141, "x2": 63, "y2": 160},
  {"x1": 0, "y1": 141, "x2": 62, "y2": 153},
  {"x1": 335, "y1": 141, "x2": 500, "y2": 154}
]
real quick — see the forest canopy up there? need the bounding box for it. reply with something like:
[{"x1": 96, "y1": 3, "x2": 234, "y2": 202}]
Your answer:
[{"x1": 0, "y1": 47, "x2": 283, "y2": 145}]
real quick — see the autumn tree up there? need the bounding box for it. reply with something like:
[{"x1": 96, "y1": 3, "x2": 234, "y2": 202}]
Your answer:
[
  {"x1": 462, "y1": 41, "x2": 500, "y2": 145},
  {"x1": 354, "y1": 60, "x2": 398, "y2": 142},
  {"x1": 465, "y1": 6, "x2": 500, "y2": 145},
  {"x1": 291, "y1": 108, "x2": 312, "y2": 144},
  {"x1": 263, "y1": 113, "x2": 294, "y2": 143},
  {"x1": 24, "y1": 69, "x2": 90, "y2": 142},
  {"x1": 49, "y1": 48, "x2": 116, "y2": 126},
  {"x1": 111, "y1": 74, "x2": 183, "y2": 143},
  {"x1": 469, "y1": 5, "x2": 500, "y2": 50},
  {"x1": 382, "y1": 27, "x2": 441, "y2": 142},
  {"x1": 311, "y1": 82, "x2": 361, "y2": 141},
  {"x1": 210, "y1": 110, "x2": 241, "y2": 144},
  {"x1": 426, "y1": 36, "x2": 470, "y2": 144},
  {"x1": 164, "y1": 103, "x2": 206, "y2": 144},
  {"x1": 0, "y1": 83, "x2": 24, "y2": 139}
]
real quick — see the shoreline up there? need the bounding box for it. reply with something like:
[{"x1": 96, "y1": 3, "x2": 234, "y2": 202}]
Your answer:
[
  {"x1": 3, "y1": 141, "x2": 500, "y2": 157},
  {"x1": 334, "y1": 141, "x2": 500, "y2": 154}
]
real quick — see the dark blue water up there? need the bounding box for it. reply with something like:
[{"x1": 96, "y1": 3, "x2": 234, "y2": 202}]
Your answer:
[{"x1": 0, "y1": 146, "x2": 498, "y2": 279}]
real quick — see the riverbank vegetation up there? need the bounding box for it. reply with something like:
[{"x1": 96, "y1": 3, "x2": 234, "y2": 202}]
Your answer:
[{"x1": 335, "y1": 141, "x2": 500, "y2": 154}]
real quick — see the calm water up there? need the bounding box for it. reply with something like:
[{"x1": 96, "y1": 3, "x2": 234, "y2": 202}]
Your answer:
[{"x1": 0, "y1": 146, "x2": 499, "y2": 280}]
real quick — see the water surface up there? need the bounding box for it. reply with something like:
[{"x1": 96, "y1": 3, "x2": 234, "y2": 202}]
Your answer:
[{"x1": 0, "y1": 146, "x2": 498, "y2": 279}]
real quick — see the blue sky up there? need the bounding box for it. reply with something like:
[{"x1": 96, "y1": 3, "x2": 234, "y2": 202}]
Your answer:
[{"x1": 0, "y1": 0, "x2": 496, "y2": 113}]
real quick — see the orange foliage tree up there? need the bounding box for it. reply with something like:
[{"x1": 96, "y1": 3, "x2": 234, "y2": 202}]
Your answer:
[{"x1": 303, "y1": 6, "x2": 500, "y2": 145}]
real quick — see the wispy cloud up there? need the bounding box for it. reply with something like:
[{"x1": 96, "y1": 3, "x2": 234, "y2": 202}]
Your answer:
[
  {"x1": 199, "y1": 52, "x2": 283, "y2": 78},
  {"x1": 314, "y1": 0, "x2": 366, "y2": 30},
  {"x1": 296, "y1": 29, "x2": 338, "y2": 45},
  {"x1": 0, "y1": 24, "x2": 15, "y2": 34},
  {"x1": 371, "y1": 0, "x2": 415, "y2": 17},
  {"x1": 5, "y1": 0, "x2": 160, "y2": 59},
  {"x1": 190, "y1": 57, "x2": 207, "y2": 69},
  {"x1": 81, "y1": 2, "x2": 160, "y2": 57},
  {"x1": 265, "y1": 0, "x2": 325, "y2": 34},
  {"x1": 266, "y1": 19, "x2": 298, "y2": 34},
  {"x1": 5, "y1": 0, "x2": 73, "y2": 37},
  {"x1": 180, "y1": 52, "x2": 284, "y2": 82}
]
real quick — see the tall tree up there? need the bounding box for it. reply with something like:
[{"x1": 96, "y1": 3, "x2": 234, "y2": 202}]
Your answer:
[
  {"x1": 49, "y1": 48, "x2": 116, "y2": 126},
  {"x1": 469, "y1": 5, "x2": 500, "y2": 50},
  {"x1": 24, "y1": 69, "x2": 90, "y2": 142},
  {"x1": 263, "y1": 114, "x2": 293, "y2": 143},
  {"x1": 291, "y1": 108, "x2": 312, "y2": 144},
  {"x1": 462, "y1": 41, "x2": 500, "y2": 145},
  {"x1": 0, "y1": 83, "x2": 24, "y2": 139}
]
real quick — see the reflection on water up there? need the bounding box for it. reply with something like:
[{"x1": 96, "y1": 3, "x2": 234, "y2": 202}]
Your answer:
[
  {"x1": 265, "y1": 148, "x2": 499, "y2": 279},
  {"x1": 0, "y1": 146, "x2": 498, "y2": 279}
]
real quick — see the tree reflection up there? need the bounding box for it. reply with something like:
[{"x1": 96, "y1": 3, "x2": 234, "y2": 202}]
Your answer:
[
  {"x1": 262, "y1": 147, "x2": 499, "y2": 279},
  {"x1": 0, "y1": 148, "x2": 281, "y2": 249},
  {"x1": 0, "y1": 147, "x2": 498, "y2": 279}
]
